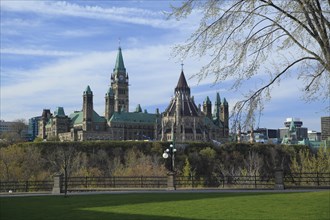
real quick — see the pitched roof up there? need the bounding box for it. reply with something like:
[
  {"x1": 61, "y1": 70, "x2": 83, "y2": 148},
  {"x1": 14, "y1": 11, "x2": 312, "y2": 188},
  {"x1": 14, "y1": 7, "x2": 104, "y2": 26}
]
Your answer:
[
  {"x1": 163, "y1": 95, "x2": 200, "y2": 117},
  {"x1": 215, "y1": 92, "x2": 221, "y2": 105},
  {"x1": 289, "y1": 119, "x2": 296, "y2": 132},
  {"x1": 135, "y1": 104, "x2": 142, "y2": 113},
  {"x1": 114, "y1": 47, "x2": 126, "y2": 73},
  {"x1": 69, "y1": 110, "x2": 106, "y2": 125},
  {"x1": 204, "y1": 116, "x2": 223, "y2": 128},
  {"x1": 54, "y1": 107, "x2": 66, "y2": 117},
  {"x1": 175, "y1": 71, "x2": 190, "y2": 93},
  {"x1": 223, "y1": 98, "x2": 228, "y2": 105},
  {"x1": 109, "y1": 112, "x2": 157, "y2": 124},
  {"x1": 204, "y1": 96, "x2": 211, "y2": 104},
  {"x1": 84, "y1": 85, "x2": 93, "y2": 95}
]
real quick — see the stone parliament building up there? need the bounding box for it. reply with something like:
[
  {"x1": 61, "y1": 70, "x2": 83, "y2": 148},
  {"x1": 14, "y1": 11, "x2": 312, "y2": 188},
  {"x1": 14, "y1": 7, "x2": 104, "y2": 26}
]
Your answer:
[{"x1": 38, "y1": 47, "x2": 229, "y2": 142}]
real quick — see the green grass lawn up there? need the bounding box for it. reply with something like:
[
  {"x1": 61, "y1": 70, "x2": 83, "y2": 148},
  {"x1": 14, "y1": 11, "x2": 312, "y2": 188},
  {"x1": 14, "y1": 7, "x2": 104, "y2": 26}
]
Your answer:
[{"x1": 0, "y1": 191, "x2": 329, "y2": 220}]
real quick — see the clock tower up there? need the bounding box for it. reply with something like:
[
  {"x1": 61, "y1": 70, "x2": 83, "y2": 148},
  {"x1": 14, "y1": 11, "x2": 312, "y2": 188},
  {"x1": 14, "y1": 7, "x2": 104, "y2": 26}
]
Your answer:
[{"x1": 109, "y1": 47, "x2": 129, "y2": 113}]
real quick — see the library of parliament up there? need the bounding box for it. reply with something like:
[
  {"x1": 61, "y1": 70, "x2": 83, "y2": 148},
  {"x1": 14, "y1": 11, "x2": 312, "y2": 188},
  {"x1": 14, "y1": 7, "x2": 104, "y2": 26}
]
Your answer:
[{"x1": 38, "y1": 47, "x2": 229, "y2": 142}]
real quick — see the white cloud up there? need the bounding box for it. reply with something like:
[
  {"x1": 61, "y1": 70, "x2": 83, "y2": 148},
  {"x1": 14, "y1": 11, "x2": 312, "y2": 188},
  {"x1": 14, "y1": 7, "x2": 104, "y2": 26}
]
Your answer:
[
  {"x1": 0, "y1": 1, "x2": 175, "y2": 29},
  {"x1": 0, "y1": 18, "x2": 41, "y2": 27},
  {"x1": 56, "y1": 29, "x2": 103, "y2": 38},
  {"x1": 1, "y1": 48, "x2": 82, "y2": 56}
]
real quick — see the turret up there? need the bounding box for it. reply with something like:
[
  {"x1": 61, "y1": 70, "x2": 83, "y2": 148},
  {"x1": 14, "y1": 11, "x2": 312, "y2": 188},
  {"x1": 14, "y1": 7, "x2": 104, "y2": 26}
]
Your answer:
[
  {"x1": 39, "y1": 109, "x2": 52, "y2": 139},
  {"x1": 221, "y1": 97, "x2": 229, "y2": 136},
  {"x1": 83, "y1": 85, "x2": 93, "y2": 131},
  {"x1": 105, "y1": 87, "x2": 114, "y2": 120},
  {"x1": 135, "y1": 104, "x2": 142, "y2": 113},
  {"x1": 213, "y1": 92, "x2": 221, "y2": 120},
  {"x1": 203, "y1": 96, "x2": 212, "y2": 119}
]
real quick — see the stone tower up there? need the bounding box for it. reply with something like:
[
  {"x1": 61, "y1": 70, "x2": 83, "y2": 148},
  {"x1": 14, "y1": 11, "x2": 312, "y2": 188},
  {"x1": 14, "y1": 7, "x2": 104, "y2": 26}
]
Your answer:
[
  {"x1": 83, "y1": 85, "x2": 93, "y2": 131},
  {"x1": 105, "y1": 87, "x2": 114, "y2": 120},
  {"x1": 111, "y1": 47, "x2": 129, "y2": 113},
  {"x1": 220, "y1": 98, "x2": 229, "y2": 136},
  {"x1": 39, "y1": 109, "x2": 52, "y2": 139},
  {"x1": 203, "y1": 96, "x2": 212, "y2": 119},
  {"x1": 214, "y1": 92, "x2": 221, "y2": 120}
]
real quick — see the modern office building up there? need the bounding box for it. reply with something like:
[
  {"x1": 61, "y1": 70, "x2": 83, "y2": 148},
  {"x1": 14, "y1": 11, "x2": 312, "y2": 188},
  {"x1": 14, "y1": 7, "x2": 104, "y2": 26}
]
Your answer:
[
  {"x1": 0, "y1": 120, "x2": 28, "y2": 140},
  {"x1": 0, "y1": 120, "x2": 15, "y2": 134},
  {"x1": 27, "y1": 116, "x2": 42, "y2": 141},
  {"x1": 321, "y1": 116, "x2": 330, "y2": 140},
  {"x1": 308, "y1": 130, "x2": 321, "y2": 141}
]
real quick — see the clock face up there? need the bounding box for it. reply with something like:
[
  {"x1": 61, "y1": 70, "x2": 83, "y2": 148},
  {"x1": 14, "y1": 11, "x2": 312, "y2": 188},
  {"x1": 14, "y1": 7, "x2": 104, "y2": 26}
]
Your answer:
[{"x1": 119, "y1": 74, "x2": 124, "y2": 81}]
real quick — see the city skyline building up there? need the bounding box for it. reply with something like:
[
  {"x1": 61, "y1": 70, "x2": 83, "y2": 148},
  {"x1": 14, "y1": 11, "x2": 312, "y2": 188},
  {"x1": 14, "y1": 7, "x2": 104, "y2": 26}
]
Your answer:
[
  {"x1": 279, "y1": 118, "x2": 308, "y2": 142},
  {"x1": 321, "y1": 116, "x2": 330, "y2": 140}
]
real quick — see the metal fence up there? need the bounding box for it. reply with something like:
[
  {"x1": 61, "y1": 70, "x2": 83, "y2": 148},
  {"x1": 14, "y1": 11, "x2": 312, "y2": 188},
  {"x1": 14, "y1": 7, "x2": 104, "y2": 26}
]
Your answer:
[
  {"x1": 176, "y1": 175, "x2": 274, "y2": 189},
  {"x1": 1, "y1": 172, "x2": 329, "y2": 193},
  {"x1": 65, "y1": 176, "x2": 167, "y2": 191},
  {"x1": 66, "y1": 175, "x2": 275, "y2": 190},
  {"x1": 0, "y1": 180, "x2": 53, "y2": 193},
  {"x1": 284, "y1": 172, "x2": 330, "y2": 189}
]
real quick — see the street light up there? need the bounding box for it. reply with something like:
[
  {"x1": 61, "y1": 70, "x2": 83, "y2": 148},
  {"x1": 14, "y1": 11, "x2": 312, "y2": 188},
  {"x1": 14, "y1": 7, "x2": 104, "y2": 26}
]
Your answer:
[{"x1": 162, "y1": 143, "x2": 177, "y2": 172}]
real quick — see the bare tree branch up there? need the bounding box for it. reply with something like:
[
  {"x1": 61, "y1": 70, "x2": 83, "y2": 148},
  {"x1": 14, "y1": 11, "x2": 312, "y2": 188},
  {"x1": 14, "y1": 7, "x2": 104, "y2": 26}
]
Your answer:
[
  {"x1": 305, "y1": 67, "x2": 326, "y2": 91},
  {"x1": 170, "y1": 0, "x2": 330, "y2": 129}
]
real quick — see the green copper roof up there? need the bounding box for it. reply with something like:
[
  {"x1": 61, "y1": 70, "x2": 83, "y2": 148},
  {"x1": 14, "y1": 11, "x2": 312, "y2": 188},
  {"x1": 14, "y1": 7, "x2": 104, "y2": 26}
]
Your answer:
[
  {"x1": 204, "y1": 116, "x2": 222, "y2": 129},
  {"x1": 114, "y1": 47, "x2": 126, "y2": 72},
  {"x1": 84, "y1": 85, "x2": 93, "y2": 95},
  {"x1": 215, "y1": 92, "x2": 221, "y2": 105},
  {"x1": 106, "y1": 87, "x2": 113, "y2": 96},
  {"x1": 204, "y1": 96, "x2": 211, "y2": 104},
  {"x1": 109, "y1": 112, "x2": 157, "y2": 124},
  {"x1": 135, "y1": 104, "x2": 142, "y2": 113},
  {"x1": 69, "y1": 110, "x2": 106, "y2": 125},
  {"x1": 223, "y1": 98, "x2": 228, "y2": 105},
  {"x1": 54, "y1": 107, "x2": 66, "y2": 117},
  {"x1": 289, "y1": 119, "x2": 296, "y2": 132}
]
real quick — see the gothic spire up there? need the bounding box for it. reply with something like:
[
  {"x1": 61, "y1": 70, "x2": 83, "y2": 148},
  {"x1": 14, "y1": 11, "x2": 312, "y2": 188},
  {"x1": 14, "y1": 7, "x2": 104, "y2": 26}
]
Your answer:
[
  {"x1": 84, "y1": 85, "x2": 93, "y2": 95},
  {"x1": 215, "y1": 92, "x2": 221, "y2": 106},
  {"x1": 114, "y1": 47, "x2": 126, "y2": 73},
  {"x1": 175, "y1": 70, "x2": 190, "y2": 94},
  {"x1": 204, "y1": 96, "x2": 211, "y2": 104}
]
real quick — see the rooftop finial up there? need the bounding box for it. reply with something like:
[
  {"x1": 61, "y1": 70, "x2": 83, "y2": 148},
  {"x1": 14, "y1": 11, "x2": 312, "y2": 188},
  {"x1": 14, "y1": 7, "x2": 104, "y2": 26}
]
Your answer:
[
  {"x1": 181, "y1": 58, "x2": 184, "y2": 71},
  {"x1": 118, "y1": 37, "x2": 121, "y2": 48}
]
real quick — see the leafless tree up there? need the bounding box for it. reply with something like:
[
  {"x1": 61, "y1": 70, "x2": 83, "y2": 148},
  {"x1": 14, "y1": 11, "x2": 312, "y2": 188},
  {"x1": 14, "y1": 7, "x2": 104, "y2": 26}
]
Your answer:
[
  {"x1": 169, "y1": 0, "x2": 330, "y2": 130},
  {"x1": 11, "y1": 119, "x2": 28, "y2": 137},
  {"x1": 46, "y1": 144, "x2": 78, "y2": 196}
]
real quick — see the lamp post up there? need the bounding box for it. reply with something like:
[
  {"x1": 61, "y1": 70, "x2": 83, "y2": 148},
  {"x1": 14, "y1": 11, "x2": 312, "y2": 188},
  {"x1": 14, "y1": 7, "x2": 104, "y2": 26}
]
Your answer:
[
  {"x1": 162, "y1": 143, "x2": 177, "y2": 172},
  {"x1": 162, "y1": 143, "x2": 177, "y2": 190}
]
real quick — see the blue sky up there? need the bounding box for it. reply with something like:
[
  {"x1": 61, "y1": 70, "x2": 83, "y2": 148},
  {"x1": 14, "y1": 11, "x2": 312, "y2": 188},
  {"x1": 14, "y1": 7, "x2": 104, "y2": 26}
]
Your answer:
[{"x1": 1, "y1": 0, "x2": 328, "y2": 131}]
